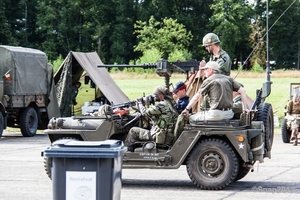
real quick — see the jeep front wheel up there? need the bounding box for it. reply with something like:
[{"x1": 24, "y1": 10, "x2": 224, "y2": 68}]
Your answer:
[
  {"x1": 186, "y1": 138, "x2": 239, "y2": 190},
  {"x1": 281, "y1": 118, "x2": 291, "y2": 143}
]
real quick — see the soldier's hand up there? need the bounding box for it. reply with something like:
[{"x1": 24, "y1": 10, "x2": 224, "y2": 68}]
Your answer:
[
  {"x1": 199, "y1": 60, "x2": 206, "y2": 67},
  {"x1": 138, "y1": 102, "x2": 146, "y2": 115},
  {"x1": 181, "y1": 109, "x2": 189, "y2": 116}
]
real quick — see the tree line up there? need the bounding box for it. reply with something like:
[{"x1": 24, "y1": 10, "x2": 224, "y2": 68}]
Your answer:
[{"x1": 0, "y1": 0, "x2": 299, "y2": 70}]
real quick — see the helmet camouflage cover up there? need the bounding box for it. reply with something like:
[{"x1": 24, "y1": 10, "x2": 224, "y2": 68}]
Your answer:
[
  {"x1": 153, "y1": 86, "x2": 168, "y2": 96},
  {"x1": 202, "y1": 33, "x2": 220, "y2": 46}
]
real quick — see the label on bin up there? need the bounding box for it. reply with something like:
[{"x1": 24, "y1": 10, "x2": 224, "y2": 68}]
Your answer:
[{"x1": 66, "y1": 171, "x2": 96, "y2": 200}]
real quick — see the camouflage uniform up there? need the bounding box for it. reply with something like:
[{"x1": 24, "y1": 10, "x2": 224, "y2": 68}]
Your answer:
[
  {"x1": 209, "y1": 48, "x2": 231, "y2": 76},
  {"x1": 202, "y1": 33, "x2": 232, "y2": 76},
  {"x1": 71, "y1": 85, "x2": 79, "y2": 105},
  {"x1": 125, "y1": 87, "x2": 178, "y2": 150}
]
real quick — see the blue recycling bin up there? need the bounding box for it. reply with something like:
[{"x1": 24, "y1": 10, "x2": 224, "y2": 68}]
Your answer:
[{"x1": 43, "y1": 139, "x2": 126, "y2": 200}]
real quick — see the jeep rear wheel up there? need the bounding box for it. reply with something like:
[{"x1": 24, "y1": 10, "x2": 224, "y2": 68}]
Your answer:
[
  {"x1": 44, "y1": 137, "x2": 79, "y2": 179},
  {"x1": 186, "y1": 138, "x2": 239, "y2": 190},
  {"x1": 20, "y1": 107, "x2": 38, "y2": 137},
  {"x1": 256, "y1": 103, "x2": 274, "y2": 151},
  {"x1": 281, "y1": 118, "x2": 292, "y2": 143}
]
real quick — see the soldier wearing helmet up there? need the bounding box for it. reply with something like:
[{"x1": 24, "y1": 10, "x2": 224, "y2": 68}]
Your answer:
[
  {"x1": 200, "y1": 33, "x2": 231, "y2": 76},
  {"x1": 124, "y1": 86, "x2": 178, "y2": 151}
]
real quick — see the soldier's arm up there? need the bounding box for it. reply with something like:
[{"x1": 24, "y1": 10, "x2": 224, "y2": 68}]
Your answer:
[
  {"x1": 181, "y1": 92, "x2": 202, "y2": 115},
  {"x1": 217, "y1": 54, "x2": 231, "y2": 76},
  {"x1": 286, "y1": 101, "x2": 293, "y2": 115}
]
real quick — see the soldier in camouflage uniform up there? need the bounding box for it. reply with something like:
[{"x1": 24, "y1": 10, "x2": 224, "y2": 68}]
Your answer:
[
  {"x1": 199, "y1": 33, "x2": 231, "y2": 76},
  {"x1": 125, "y1": 86, "x2": 178, "y2": 152}
]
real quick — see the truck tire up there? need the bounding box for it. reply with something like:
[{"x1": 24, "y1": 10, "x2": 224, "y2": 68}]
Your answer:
[
  {"x1": 0, "y1": 112, "x2": 4, "y2": 137},
  {"x1": 44, "y1": 137, "x2": 79, "y2": 179},
  {"x1": 19, "y1": 107, "x2": 38, "y2": 137},
  {"x1": 256, "y1": 103, "x2": 274, "y2": 151},
  {"x1": 186, "y1": 138, "x2": 239, "y2": 190},
  {"x1": 235, "y1": 166, "x2": 250, "y2": 181},
  {"x1": 235, "y1": 161, "x2": 254, "y2": 181},
  {"x1": 281, "y1": 118, "x2": 291, "y2": 143}
]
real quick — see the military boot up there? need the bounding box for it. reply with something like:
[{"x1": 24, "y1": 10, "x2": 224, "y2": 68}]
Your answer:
[
  {"x1": 293, "y1": 132, "x2": 298, "y2": 146},
  {"x1": 293, "y1": 139, "x2": 298, "y2": 146}
]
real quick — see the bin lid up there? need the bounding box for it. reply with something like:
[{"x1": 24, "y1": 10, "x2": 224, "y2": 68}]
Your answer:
[{"x1": 43, "y1": 139, "x2": 127, "y2": 158}]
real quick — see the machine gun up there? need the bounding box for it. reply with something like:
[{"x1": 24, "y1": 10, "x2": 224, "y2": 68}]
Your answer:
[
  {"x1": 111, "y1": 94, "x2": 156, "y2": 110},
  {"x1": 98, "y1": 58, "x2": 200, "y2": 89},
  {"x1": 111, "y1": 100, "x2": 137, "y2": 110}
]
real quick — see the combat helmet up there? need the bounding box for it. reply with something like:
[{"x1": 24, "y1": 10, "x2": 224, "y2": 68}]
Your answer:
[
  {"x1": 202, "y1": 33, "x2": 220, "y2": 46},
  {"x1": 153, "y1": 86, "x2": 168, "y2": 96}
]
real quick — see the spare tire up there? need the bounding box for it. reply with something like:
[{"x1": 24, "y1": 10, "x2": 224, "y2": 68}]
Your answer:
[{"x1": 256, "y1": 103, "x2": 274, "y2": 151}]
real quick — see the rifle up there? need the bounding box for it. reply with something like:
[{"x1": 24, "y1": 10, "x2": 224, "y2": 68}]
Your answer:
[{"x1": 98, "y1": 58, "x2": 200, "y2": 89}]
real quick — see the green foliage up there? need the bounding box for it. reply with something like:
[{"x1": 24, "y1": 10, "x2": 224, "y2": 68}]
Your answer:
[
  {"x1": 110, "y1": 67, "x2": 120, "y2": 73},
  {"x1": 0, "y1": 0, "x2": 299, "y2": 70},
  {"x1": 135, "y1": 48, "x2": 162, "y2": 63},
  {"x1": 51, "y1": 55, "x2": 64, "y2": 73},
  {"x1": 168, "y1": 49, "x2": 192, "y2": 62},
  {"x1": 210, "y1": 0, "x2": 254, "y2": 62},
  {"x1": 134, "y1": 16, "x2": 193, "y2": 59},
  {"x1": 251, "y1": 60, "x2": 264, "y2": 73}
]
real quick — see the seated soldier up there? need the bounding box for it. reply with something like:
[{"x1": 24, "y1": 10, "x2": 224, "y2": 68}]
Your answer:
[
  {"x1": 181, "y1": 61, "x2": 248, "y2": 124},
  {"x1": 124, "y1": 86, "x2": 178, "y2": 152},
  {"x1": 285, "y1": 93, "x2": 300, "y2": 146},
  {"x1": 172, "y1": 81, "x2": 190, "y2": 113}
]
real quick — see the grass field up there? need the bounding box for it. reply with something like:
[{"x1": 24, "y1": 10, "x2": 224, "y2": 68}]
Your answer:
[{"x1": 75, "y1": 69, "x2": 300, "y2": 124}]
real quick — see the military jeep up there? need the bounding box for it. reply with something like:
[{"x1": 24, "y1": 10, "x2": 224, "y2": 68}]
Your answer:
[{"x1": 42, "y1": 59, "x2": 274, "y2": 190}]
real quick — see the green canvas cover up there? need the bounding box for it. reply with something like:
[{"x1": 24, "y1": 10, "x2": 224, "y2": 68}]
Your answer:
[{"x1": 0, "y1": 45, "x2": 48, "y2": 95}]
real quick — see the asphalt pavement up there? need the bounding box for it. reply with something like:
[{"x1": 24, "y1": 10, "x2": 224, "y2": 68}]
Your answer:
[{"x1": 1, "y1": 131, "x2": 300, "y2": 200}]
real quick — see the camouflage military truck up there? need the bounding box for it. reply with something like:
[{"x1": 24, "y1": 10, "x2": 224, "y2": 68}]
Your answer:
[
  {"x1": 42, "y1": 59, "x2": 274, "y2": 190},
  {"x1": 0, "y1": 45, "x2": 60, "y2": 137}
]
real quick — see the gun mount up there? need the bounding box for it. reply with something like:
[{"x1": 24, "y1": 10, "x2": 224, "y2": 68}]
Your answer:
[{"x1": 97, "y1": 58, "x2": 199, "y2": 89}]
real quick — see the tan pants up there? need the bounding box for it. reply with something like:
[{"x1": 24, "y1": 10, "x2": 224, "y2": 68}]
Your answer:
[
  {"x1": 189, "y1": 109, "x2": 234, "y2": 124},
  {"x1": 286, "y1": 114, "x2": 300, "y2": 132}
]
